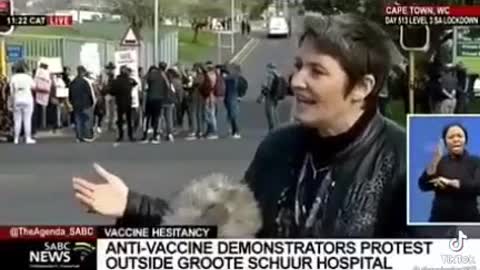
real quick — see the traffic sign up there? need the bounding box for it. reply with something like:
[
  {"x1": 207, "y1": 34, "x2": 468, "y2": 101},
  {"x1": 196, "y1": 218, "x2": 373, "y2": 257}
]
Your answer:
[
  {"x1": 6, "y1": 44, "x2": 23, "y2": 62},
  {"x1": 120, "y1": 27, "x2": 140, "y2": 46},
  {"x1": 400, "y1": 25, "x2": 430, "y2": 52}
]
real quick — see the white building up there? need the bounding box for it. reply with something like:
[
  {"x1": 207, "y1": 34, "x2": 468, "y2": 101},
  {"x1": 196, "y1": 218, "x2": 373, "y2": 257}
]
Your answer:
[{"x1": 50, "y1": 10, "x2": 121, "y2": 23}]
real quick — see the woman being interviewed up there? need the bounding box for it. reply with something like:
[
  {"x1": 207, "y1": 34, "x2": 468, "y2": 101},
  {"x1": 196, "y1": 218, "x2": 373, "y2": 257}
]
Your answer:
[{"x1": 419, "y1": 123, "x2": 480, "y2": 223}]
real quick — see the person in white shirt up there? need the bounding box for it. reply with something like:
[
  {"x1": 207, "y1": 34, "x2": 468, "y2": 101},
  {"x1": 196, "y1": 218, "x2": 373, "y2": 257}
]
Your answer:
[
  {"x1": 10, "y1": 63, "x2": 36, "y2": 144},
  {"x1": 130, "y1": 73, "x2": 141, "y2": 132}
]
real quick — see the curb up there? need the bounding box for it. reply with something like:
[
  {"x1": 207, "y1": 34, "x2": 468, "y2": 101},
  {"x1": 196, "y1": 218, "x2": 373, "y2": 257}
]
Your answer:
[{"x1": 34, "y1": 130, "x2": 74, "y2": 139}]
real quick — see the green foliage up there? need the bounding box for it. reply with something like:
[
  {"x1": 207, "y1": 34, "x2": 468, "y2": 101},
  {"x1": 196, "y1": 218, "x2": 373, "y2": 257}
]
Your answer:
[
  {"x1": 111, "y1": 0, "x2": 155, "y2": 30},
  {"x1": 187, "y1": 2, "x2": 228, "y2": 20},
  {"x1": 249, "y1": 0, "x2": 270, "y2": 19}
]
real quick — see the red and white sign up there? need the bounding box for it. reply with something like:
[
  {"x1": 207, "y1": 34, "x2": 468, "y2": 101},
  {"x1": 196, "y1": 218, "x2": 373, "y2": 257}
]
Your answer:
[
  {"x1": 120, "y1": 27, "x2": 140, "y2": 46},
  {"x1": 47, "y1": 15, "x2": 73, "y2": 27}
]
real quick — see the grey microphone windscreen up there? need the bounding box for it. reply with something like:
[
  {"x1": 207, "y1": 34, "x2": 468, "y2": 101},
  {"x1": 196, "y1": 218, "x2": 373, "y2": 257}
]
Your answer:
[{"x1": 162, "y1": 174, "x2": 262, "y2": 238}]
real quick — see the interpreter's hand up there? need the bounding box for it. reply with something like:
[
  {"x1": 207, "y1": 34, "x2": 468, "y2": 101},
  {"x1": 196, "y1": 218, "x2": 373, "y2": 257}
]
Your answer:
[
  {"x1": 429, "y1": 177, "x2": 461, "y2": 190},
  {"x1": 438, "y1": 177, "x2": 460, "y2": 189},
  {"x1": 434, "y1": 139, "x2": 444, "y2": 161},
  {"x1": 427, "y1": 140, "x2": 444, "y2": 175},
  {"x1": 72, "y1": 163, "x2": 129, "y2": 218},
  {"x1": 429, "y1": 177, "x2": 447, "y2": 189}
]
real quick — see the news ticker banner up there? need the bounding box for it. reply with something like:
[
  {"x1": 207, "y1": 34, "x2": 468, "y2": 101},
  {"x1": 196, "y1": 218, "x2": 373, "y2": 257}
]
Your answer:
[
  {"x1": 384, "y1": 5, "x2": 480, "y2": 26},
  {"x1": 0, "y1": 226, "x2": 479, "y2": 270}
]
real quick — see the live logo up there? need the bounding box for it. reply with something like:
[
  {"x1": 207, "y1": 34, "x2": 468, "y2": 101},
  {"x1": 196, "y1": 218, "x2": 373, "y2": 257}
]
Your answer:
[{"x1": 47, "y1": 15, "x2": 73, "y2": 27}]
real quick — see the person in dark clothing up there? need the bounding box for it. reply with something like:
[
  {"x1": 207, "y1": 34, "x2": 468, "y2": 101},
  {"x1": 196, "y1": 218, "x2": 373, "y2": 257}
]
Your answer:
[
  {"x1": 159, "y1": 62, "x2": 176, "y2": 142},
  {"x1": 73, "y1": 14, "x2": 456, "y2": 238},
  {"x1": 455, "y1": 63, "x2": 468, "y2": 113},
  {"x1": 418, "y1": 123, "x2": 480, "y2": 223},
  {"x1": 69, "y1": 66, "x2": 95, "y2": 142},
  {"x1": 177, "y1": 68, "x2": 194, "y2": 136},
  {"x1": 81, "y1": 72, "x2": 102, "y2": 135},
  {"x1": 62, "y1": 67, "x2": 72, "y2": 87},
  {"x1": 224, "y1": 64, "x2": 242, "y2": 138},
  {"x1": 96, "y1": 70, "x2": 114, "y2": 133},
  {"x1": 110, "y1": 66, "x2": 138, "y2": 142},
  {"x1": 61, "y1": 67, "x2": 75, "y2": 127},
  {"x1": 142, "y1": 66, "x2": 164, "y2": 143},
  {"x1": 433, "y1": 67, "x2": 457, "y2": 114}
]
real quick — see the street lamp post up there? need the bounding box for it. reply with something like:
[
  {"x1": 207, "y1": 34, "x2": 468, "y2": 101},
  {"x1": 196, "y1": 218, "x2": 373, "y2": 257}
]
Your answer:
[
  {"x1": 154, "y1": 0, "x2": 159, "y2": 65},
  {"x1": 231, "y1": 0, "x2": 235, "y2": 55}
]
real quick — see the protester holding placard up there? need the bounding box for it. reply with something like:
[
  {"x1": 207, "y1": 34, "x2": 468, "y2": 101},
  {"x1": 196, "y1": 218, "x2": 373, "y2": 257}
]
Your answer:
[
  {"x1": 110, "y1": 66, "x2": 138, "y2": 142},
  {"x1": 32, "y1": 63, "x2": 52, "y2": 134},
  {"x1": 53, "y1": 73, "x2": 71, "y2": 129}
]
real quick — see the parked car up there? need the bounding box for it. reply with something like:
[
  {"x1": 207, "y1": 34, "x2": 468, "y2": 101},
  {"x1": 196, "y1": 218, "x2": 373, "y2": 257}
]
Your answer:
[{"x1": 267, "y1": 16, "x2": 290, "y2": 38}]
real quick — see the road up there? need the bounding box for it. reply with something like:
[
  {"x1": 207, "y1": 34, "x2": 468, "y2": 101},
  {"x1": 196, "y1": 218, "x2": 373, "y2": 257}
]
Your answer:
[{"x1": 0, "y1": 27, "x2": 297, "y2": 225}]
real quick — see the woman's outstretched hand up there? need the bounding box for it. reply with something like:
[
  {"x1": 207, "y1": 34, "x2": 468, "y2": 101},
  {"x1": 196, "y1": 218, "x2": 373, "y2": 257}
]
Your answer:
[{"x1": 72, "y1": 163, "x2": 129, "y2": 218}]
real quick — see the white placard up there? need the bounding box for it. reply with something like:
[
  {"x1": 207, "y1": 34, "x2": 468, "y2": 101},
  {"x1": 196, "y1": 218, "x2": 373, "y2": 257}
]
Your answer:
[
  {"x1": 114, "y1": 49, "x2": 141, "y2": 108},
  {"x1": 114, "y1": 50, "x2": 139, "y2": 78},
  {"x1": 37, "y1": 57, "x2": 63, "y2": 74},
  {"x1": 80, "y1": 43, "x2": 101, "y2": 77},
  {"x1": 56, "y1": 87, "x2": 69, "y2": 98}
]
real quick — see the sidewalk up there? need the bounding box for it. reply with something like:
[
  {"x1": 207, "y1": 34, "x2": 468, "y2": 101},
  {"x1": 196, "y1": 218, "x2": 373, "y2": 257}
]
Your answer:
[{"x1": 34, "y1": 129, "x2": 76, "y2": 139}]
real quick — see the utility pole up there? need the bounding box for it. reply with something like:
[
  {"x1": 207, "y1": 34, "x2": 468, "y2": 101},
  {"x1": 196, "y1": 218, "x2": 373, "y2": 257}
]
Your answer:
[
  {"x1": 154, "y1": 0, "x2": 159, "y2": 65},
  {"x1": 283, "y1": 0, "x2": 288, "y2": 18}
]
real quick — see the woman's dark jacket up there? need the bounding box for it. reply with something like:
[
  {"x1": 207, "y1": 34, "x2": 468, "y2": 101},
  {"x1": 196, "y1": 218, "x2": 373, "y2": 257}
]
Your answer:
[
  {"x1": 116, "y1": 112, "x2": 456, "y2": 238},
  {"x1": 419, "y1": 152, "x2": 480, "y2": 222}
]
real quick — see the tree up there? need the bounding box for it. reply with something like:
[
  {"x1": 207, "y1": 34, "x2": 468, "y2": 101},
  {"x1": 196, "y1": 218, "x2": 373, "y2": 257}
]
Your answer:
[
  {"x1": 187, "y1": 1, "x2": 227, "y2": 42},
  {"x1": 112, "y1": 0, "x2": 155, "y2": 32},
  {"x1": 248, "y1": 0, "x2": 270, "y2": 19}
]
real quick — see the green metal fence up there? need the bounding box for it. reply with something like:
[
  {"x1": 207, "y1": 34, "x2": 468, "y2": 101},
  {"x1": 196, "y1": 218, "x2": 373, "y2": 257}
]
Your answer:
[{"x1": 4, "y1": 31, "x2": 179, "y2": 75}]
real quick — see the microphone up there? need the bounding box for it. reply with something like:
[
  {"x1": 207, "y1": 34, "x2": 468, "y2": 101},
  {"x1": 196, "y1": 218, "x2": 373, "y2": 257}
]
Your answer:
[{"x1": 162, "y1": 174, "x2": 262, "y2": 238}]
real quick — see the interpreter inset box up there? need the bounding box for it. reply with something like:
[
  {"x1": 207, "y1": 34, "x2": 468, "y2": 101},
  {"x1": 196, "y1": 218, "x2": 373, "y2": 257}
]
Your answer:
[{"x1": 407, "y1": 115, "x2": 480, "y2": 226}]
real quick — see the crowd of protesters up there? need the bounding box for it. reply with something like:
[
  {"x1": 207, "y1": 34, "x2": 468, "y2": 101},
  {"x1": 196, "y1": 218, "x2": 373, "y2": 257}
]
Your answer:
[
  {"x1": 379, "y1": 57, "x2": 480, "y2": 116},
  {"x1": 0, "y1": 60, "x2": 260, "y2": 144}
]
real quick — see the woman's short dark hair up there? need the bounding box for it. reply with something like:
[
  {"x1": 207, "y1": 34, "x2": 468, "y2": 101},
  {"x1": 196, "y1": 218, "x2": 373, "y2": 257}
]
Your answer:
[
  {"x1": 442, "y1": 123, "x2": 468, "y2": 144},
  {"x1": 299, "y1": 13, "x2": 392, "y2": 111}
]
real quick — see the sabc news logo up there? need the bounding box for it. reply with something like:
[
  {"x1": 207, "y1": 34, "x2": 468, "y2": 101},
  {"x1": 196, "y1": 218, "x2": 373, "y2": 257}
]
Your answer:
[
  {"x1": 449, "y1": 230, "x2": 467, "y2": 252},
  {"x1": 29, "y1": 242, "x2": 96, "y2": 267},
  {"x1": 75, "y1": 242, "x2": 96, "y2": 261}
]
